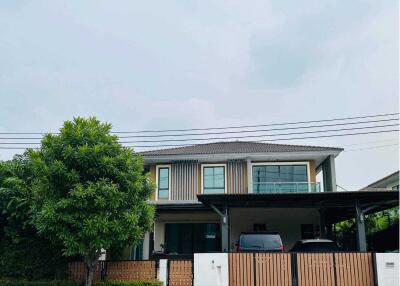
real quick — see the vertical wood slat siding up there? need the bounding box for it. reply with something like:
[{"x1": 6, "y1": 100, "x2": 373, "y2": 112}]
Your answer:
[
  {"x1": 254, "y1": 253, "x2": 292, "y2": 286},
  {"x1": 227, "y1": 160, "x2": 247, "y2": 194},
  {"x1": 229, "y1": 253, "x2": 292, "y2": 286},
  {"x1": 105, "y1": 261, "x2": 156, "y2": 280},
  {"x1": 297, "y1": 253, "x2": 335, "y2": 286},
  {"x1": 229, "y1": 253, "x2": 254, "y2": 286},
  {"x1": 334, "y1": 253, "x2": 374, "y2": 286},
  {"x1": 169, "y1": 260, "x2": 193, "y2": 286},
  {"x1": 171, "y1": 162, "x2": 199, "y2": 200},
  {"x1": 68, "y1": 261, "x2": 155, "y2": 282}
]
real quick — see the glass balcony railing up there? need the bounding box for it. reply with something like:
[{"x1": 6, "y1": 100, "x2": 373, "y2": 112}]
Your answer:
[{"x1": 252, "y1": 182, "x2": 321, "y2": 194}]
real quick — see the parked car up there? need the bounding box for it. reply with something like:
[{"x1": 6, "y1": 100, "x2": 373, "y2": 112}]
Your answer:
[
  {"x1": 237, "y1": 232, "x2": 284, "y2": 252},
  {"x1": 289, "y1": 239, "x2": 340, "y2": 252}
]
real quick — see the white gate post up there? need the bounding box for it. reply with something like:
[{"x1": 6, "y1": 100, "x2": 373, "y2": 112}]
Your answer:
[
  {"x1": 194, "y1": 253, "x2": 228, "y2": 286},
  {"x1": 158, "y1": 259, "x2": 168, "y2": 286}
]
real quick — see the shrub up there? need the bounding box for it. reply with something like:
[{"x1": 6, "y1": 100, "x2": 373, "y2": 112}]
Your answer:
[
  {"x1": 94, "y1": 280, "x2": 163, "y2": 286},
  {"x1": 0, "y1": 279, "x2": 80, "y2": 286},
  {"x1": 0, "y1": 280, "x2": 163, "y2": 286}
]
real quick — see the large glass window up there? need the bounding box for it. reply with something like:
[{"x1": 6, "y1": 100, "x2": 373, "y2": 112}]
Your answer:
[
  {"x1": 157, "y1": 166, "x2": 170, "y2": 199},
  {"x1": 203, "y1": 166, "x2": 225, "y2": 194},
  {"x1": 252, "y1": 164, "x2": 308, "y2": 193},
  {"x1": 164, "y1": 223, "x2": 220, "y2": 254}
]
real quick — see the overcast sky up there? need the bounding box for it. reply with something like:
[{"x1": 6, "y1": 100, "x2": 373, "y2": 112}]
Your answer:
[{"x1": 0, "y1": 0, "x2": 398, "y2": 190}]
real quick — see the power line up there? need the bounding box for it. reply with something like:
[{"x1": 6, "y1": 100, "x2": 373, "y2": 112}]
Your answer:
[
  {"x1": 0, "y1": 112, "x2": 398, "y2": 135},
  {"x1": 1, "y1": 118, "x2": 398, "y2": 140},
  {"x1": 118, "y1": 123, "x2": 399, "y2": 143},
  {"x1": 337, "y1": 184, "x2": 351, "y2": 192},
  {"x1": 1, "y1": 123, "x2": 398, "y2": 145},
  {"x1": 127, "y1": 129, "x2": 400, "y2": 148},
  {"x1": 115, "y1": 118, "x2": 399, "y2": 138},
  {"x1": 113, "y1": 112, "x2": 400, "y2": 133},
  {"x1": 0, "y1": 129, "x2": 398, "y2": 150}
]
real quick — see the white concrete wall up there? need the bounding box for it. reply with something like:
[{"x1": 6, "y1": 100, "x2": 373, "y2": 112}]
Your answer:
[
  {"x1": 158, "y1": 259, "x2": 168, "y2": 286},
  {"x1": 230, "y1": 208, "x2": 320, "y2": 251},
  {"x1": 375, "y1": 253, "x2": 399, "y2": 286},
  {"x1": 154, "y1": 212, "x2": 219, "y2": 252},
  {"x1": 194, "y1": 253, "x2": 228, "y2": 286}
]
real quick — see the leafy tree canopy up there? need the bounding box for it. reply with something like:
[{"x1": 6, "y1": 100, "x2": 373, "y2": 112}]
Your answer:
[{"x1": 28, "y1": 117, "x2": 155, "y2": 286}]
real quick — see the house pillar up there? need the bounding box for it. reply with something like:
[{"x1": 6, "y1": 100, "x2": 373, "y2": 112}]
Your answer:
[
  {"x1": 322, "y1": 155, "x2": 337, "y2": 192},
  {"x1": 210, "y1": 205, "x2": 229, "y2": 252},
  {"x1": 246, "y1": 159, "x2": 252, "y2": 193},
  {"x1": 319, "y1": 208, "x2": 327, "y2": 238},
  {"x1": 355, "y1": 200, "x2": 367, "y2": 251}
]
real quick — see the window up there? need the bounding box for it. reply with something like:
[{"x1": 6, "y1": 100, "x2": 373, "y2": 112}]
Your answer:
[
  {"x1": 252, "y1": 163, "x2": 309, "y2": 193},
  {"x1": 157, "y1": 166, "x2": 170, "y2": 199},
  {"x1": 164, "y1": 223, "x2": 221, "y2": 254},
  {"x1": 202, "y1": 165, "x2": 226, "y2": 194}
]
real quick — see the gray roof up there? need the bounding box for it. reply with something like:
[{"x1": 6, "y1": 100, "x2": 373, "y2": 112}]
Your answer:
[
  {"x1": 139, "y1": 141, "x2": 343, "y2": 156},
  {"x1": 359, "y1": 170, "x2": 399, "y2": 191}
]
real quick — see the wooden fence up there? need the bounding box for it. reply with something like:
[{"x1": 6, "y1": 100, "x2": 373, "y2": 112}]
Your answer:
[
  {"x1": 68, "y1": 260, "x2": 156, "y2": 282},
  {"x1": 229, "y1": 252, "x2": 375, "y2": 286},
  {"x1": 168, "y1": 260, "x2": 193, "y2": 286}
]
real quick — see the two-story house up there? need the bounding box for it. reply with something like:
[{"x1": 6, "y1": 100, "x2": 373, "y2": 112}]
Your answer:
[{"x1": 124, "y1": 141, "x2": 398, "y2": 259}]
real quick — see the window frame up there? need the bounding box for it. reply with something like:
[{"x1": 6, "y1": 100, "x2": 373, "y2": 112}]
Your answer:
[
  {"x1": 155, "y1": 165, "x2": 171, "y2": 200},
  {"x1": 201, "y1": 164, "x2": 227, "y2": 194},
  {"x1": 250, "y1": 161, "x2": 311, "y2": 193}
]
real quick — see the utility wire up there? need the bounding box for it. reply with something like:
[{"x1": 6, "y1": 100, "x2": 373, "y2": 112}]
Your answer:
[
  {"x1": 118, "y1": 123, "x2": 399, "y2": 143},
  {"x1": 1, "y1": 118, "x2": 398, "y2": 140},
  {"x1": 0, "y1": 118, "x2": 397, "y2": 140},
  {"x1": 0, "y1": 129, "x2": 398, "y2": 150},
  {"x1": 130, "y1": 129, "x2": 400, "y2": 148},
  {"x1": 0, "y1": 123, "x2": 398, "y2": 145},
  {"x1": 0, "y1": 112, "x2": 398, "y2": 135},
  {"x1": 114, "y1": 118, "x2": 399, "y2": 138},
  {"x1": 337, "y1": 184, "x2": 351, "y2": 192}
]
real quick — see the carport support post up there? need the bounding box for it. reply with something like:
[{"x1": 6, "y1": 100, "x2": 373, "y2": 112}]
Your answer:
[
  {"x1": 355, "y1": 200, "x2": 367, "y2": 251},
  {"x1": 319, "y1": 209, "x2": 327, "y2": 238},
  {"x1": 210, "y1": 204, "x2": 229, "y2": 252}
]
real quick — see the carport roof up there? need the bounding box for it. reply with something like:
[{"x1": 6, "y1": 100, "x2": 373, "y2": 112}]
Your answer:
[{"x1": 197, "y1": 191, "x2": 398, "y2": 208}]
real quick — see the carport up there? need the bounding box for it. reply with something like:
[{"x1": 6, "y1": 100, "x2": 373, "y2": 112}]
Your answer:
[{"x1": 198, "y1": 190, "x2": 399, "y2": 252}]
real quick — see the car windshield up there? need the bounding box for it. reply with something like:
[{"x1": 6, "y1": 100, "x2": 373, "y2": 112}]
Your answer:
[
  {"x1": 294, "y1": 242, "x2": 339, "y2": 252},
  {"x1": 240, "y1": 234, "x2": 282, "y2": 250}
]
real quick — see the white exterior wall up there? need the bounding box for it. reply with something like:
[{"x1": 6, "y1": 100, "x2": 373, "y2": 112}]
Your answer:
[
  {"x1": 194, "y1": 253, "x2": 229, "y2": 286},
  {"x1": 230, "y1": 208, "x2": 321, "y2": 251},
  {"x1": 154, "y1": 212, "x2": 219, "y2": 252},
  {"x1": 375, "y1": 253, "x2": 399, "y2": 286}
]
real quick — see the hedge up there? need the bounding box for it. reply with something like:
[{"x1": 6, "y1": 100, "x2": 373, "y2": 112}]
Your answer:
[
  {"x1": 94, "y1": 280, "x2": 163, "y2": 286},
  {"x1": 0, "y1": 280, "x2": 163, "y2": 286},
  {"x1": 0, "y1": 280, "x2": 79, "y2": 286}
]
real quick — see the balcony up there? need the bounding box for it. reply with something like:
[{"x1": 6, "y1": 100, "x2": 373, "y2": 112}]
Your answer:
[{"x1": 252, "y1": 182, "x2": 321, "y2": 193}]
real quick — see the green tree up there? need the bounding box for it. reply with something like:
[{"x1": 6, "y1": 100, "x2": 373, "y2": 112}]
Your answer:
[
  {"x1": 29, "y1": 117, "x2": 155, "y2": 286},
  {"x1": 0, "y1": 155, "x2": 68, "y2": 279}
]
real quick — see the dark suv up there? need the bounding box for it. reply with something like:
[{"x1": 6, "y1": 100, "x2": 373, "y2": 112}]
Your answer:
[
  {"x1": 237, "y1": 232, "x2": 284, "y2": 252},
  {"x1": 289, "y1": 239, "x2": 340, "y2": 252}
]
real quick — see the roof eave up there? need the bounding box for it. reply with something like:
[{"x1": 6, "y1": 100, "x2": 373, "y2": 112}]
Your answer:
[{"x1": 141, "y1": 149, "x2": 342, "y2": 164}]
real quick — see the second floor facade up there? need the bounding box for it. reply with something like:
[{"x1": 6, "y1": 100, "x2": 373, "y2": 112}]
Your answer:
[{"x1": 140, "y1": 141, "x2": 343, "y2": 202}]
